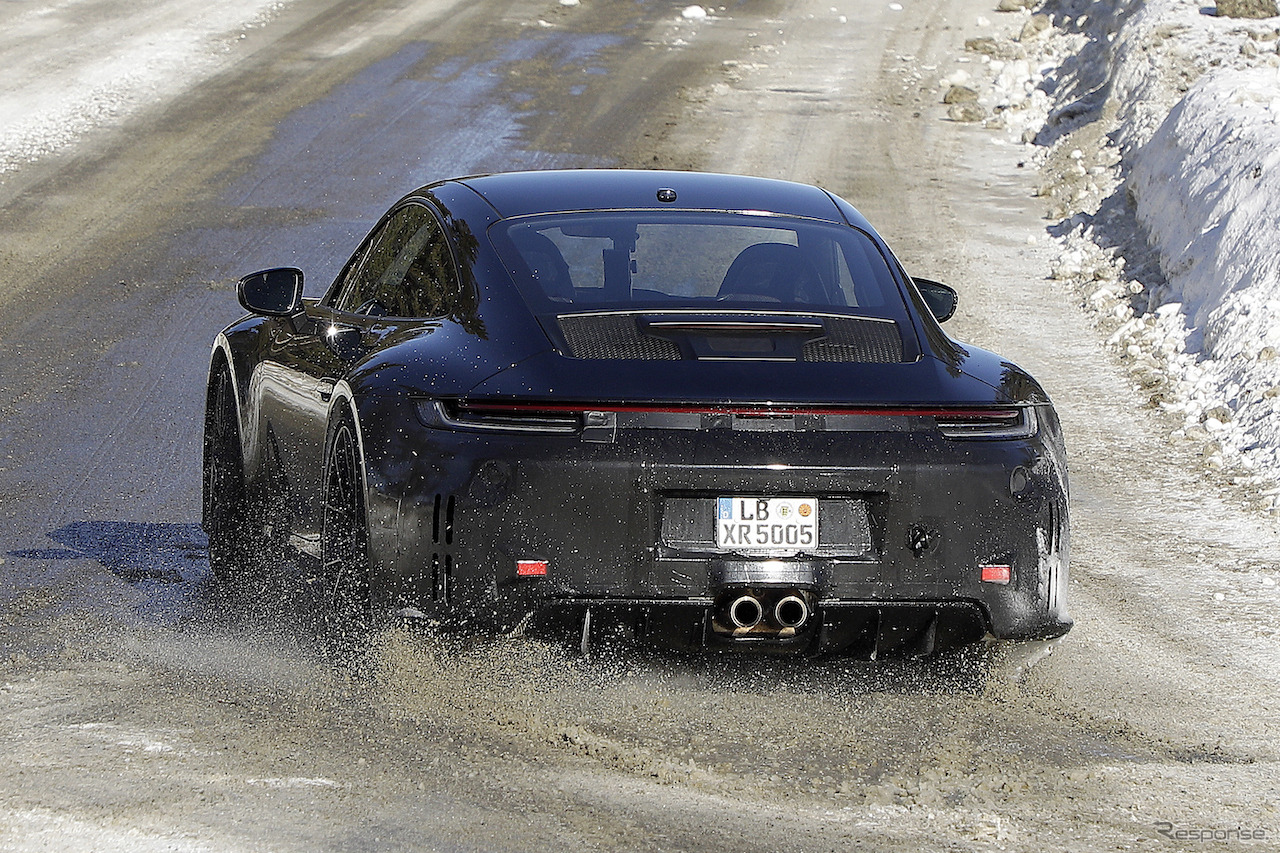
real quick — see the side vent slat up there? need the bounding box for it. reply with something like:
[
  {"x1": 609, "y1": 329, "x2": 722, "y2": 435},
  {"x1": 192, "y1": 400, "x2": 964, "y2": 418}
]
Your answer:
[
  {"x1": 445, "y1": 495, "x2": 455, "y2": 545},
  {"x1": 429, "y1": 493, "x2": 458, "y2": 605},
  {"x1": 1046, "y1": 501, "x2": 1062, "y2": 612},
  {"x1": 444, "y1": 554, "x2": 453, "y2": 605}
]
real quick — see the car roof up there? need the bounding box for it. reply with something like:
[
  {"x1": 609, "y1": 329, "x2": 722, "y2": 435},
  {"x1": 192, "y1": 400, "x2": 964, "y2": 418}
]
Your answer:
[{"x1": 443, "y1": 169, "x2": 865, "y2": 226}]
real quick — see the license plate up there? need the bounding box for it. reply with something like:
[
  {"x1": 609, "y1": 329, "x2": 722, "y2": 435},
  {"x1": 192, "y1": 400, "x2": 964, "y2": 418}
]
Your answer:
[{"x1": 716, "y1": 497, "x2": 818, "y2": 555}]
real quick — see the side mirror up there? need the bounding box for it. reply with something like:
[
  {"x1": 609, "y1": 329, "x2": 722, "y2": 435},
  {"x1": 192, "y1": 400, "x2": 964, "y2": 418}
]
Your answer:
[
  {"x1": 238, "y1": 268, "x2": 304, "y2": 317},
  {"x1": 913, "y1": 277, "x2": 958, "y2": 323}
]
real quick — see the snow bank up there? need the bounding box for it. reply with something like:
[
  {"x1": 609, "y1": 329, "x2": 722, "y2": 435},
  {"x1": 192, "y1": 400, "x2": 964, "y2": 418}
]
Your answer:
[
  {"x1": 1128, "y1": 69, "x2": 1280, "y2": 483},
  {"x1": 954, "y1": 0, "x2": 1280, "y2": 506},
  {"x1": 1098, "y1": 0, "x2": 1280, "y2": 498}
]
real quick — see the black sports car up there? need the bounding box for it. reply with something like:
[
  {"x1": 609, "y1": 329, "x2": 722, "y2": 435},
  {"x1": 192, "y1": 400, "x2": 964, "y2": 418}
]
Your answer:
[{"x1": 203, "y1": 169, "x2": 1070, "y2": 658}]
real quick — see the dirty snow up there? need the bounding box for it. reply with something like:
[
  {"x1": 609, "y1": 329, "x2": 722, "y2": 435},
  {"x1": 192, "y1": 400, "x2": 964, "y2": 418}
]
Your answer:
[
  {"x1": 945, "y1": 0, "x2": 1280, "y2": 510},
  {"x1": 0, "y1": 0, "x2": 294, "y2": 176}
]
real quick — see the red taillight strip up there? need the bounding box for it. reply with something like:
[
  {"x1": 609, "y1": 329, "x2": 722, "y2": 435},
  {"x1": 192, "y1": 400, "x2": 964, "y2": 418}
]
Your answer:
[{"x1": 457, "y1": 401, "x2": 1022, "y2": 419}]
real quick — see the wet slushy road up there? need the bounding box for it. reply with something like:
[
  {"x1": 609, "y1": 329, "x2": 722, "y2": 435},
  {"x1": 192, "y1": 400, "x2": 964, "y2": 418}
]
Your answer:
[{"x1": 2, "y1": 0, "x2": 1279, "y2": 850}]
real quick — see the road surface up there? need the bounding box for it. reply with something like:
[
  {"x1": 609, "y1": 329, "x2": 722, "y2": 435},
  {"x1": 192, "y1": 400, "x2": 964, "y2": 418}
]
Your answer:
[{"x1": 1, "y1": 0, "x2": 1278, "y2": 849}]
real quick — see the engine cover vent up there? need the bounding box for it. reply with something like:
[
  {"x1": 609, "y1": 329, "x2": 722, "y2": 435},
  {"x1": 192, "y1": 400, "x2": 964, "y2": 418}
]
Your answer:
[
  {"x1": 557, "y1": 312, "x2": 904, "y2": 363},
  {"x1": 559, "y1": 313, "x2": 681, "y2": 360},
  {"x1": 801, "y1": 316, "x2": 903, "y2": 363}
]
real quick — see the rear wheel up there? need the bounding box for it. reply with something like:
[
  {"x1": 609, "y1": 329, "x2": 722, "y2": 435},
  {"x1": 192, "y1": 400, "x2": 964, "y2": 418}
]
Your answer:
[
  {"x1": 319, "y1": 412, "x2": 374, "y2": 654},
  {"x1": 203, "y1": 367, "x2": 256, "y2": 587}
]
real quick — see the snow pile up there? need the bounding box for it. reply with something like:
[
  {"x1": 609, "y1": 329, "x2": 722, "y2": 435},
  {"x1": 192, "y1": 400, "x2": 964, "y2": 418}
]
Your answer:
[
  {"x1": 1075, "y1": 0, "x2": 1280, "y2": 505},
  {"x1": 937, "y1": 10, "x2": 1085, "y2": 143},
  {"x1": 1128, "y1": 70, "x2": 1280, "y2": 482},
  {"x1": 951, "y1": 0, "x2": 1280, "y2": 508}
]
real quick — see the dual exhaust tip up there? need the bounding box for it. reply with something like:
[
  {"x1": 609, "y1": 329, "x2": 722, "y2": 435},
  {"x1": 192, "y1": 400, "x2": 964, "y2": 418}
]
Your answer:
[{"x1": 726, "y1": 591, "x2": 811, "y2": 631}]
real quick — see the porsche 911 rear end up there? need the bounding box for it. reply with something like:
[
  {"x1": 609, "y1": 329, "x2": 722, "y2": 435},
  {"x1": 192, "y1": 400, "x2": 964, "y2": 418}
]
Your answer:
[{"x1": 353, "y1": 187, "x2": 1071, "y2": 658}]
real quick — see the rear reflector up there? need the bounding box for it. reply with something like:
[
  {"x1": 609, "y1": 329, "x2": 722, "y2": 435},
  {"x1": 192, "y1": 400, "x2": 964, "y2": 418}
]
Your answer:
[
  {"x1": 516, "y1": 559, "x2": 548, "y2": 578},
  {"x1": 981, "y1": 564, "x2": 1011, "y2": 584}
]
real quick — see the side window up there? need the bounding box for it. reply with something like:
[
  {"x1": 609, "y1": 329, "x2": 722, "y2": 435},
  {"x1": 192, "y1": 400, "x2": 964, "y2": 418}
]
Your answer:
[
  {"x1": 400, "y1": 215, "x2": 458, "y2": 318},
  {"x1": 835, "y1": 232, "x2": 897, "y2": 309},
  {"x1": 330, "y1": 235, "x2": 375, "y2": 307},
  {"x1": 332, "y1": 204, "x2": 459, "y2": 318}
]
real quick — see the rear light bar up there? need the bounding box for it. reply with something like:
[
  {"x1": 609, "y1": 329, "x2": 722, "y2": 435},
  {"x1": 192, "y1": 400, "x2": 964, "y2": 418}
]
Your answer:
[
  {"x1": 421, "y1": 399, "x2": 1038, "y2": 438},
  {"x1": 455, "y1": 400, "x2": 1027, "y2": 419}
]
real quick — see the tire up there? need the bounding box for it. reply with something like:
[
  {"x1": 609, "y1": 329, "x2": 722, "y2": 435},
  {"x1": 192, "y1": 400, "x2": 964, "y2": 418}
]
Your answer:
[
  {"x1": 319, "y1": 411, "x2": 375, "y2": 654},
  {"x1": 203, "y1": 367, "x2": 257, "y2": 587}
]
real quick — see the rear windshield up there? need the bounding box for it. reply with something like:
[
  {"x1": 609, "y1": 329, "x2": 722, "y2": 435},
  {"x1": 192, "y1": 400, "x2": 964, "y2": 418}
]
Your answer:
[{"x1": 489, "y1": 211, "x2": 911, "y2": 319}]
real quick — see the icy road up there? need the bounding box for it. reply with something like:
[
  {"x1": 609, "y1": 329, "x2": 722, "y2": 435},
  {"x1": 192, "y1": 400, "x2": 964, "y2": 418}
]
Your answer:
[{"x1": 1, "y1": 0, "x2": 1279, "y2": 850}]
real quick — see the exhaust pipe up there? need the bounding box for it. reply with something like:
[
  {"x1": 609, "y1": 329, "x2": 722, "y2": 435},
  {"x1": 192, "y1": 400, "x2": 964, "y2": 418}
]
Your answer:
[
  {"x1": 728, "y1": 594, "x2": 764, "y2": 629},
  {"x1": 773, "y1": 595, "x2": 810, "y2": 629}
]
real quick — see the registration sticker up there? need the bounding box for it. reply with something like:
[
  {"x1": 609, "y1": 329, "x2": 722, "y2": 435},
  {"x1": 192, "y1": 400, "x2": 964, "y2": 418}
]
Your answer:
[{"x1": 716, "y1": 497, "x2": 819, "y2": 555}]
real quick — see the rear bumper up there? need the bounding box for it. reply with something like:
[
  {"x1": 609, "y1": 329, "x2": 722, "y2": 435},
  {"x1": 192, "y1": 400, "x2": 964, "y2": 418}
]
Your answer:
[{"x1": 358, "y1": 400, "x2": 1072, "y2": 652}]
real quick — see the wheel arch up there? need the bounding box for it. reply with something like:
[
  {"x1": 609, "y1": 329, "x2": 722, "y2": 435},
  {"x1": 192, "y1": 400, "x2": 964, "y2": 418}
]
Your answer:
[
  {"x1": 203, "y1": 334, "x2": 244, "y2": 530},
  {"x1": 321, "y1": 383, "x2": 394, "y2": 613},
  {"x1": 321, "y1": 382, "x2": 372, "y2": 541},
  {"x1": 329, "y1": 382, "x2": 423, "y2": 615},
  {"x1": 204, "y1": 331, "x2": 254, "y2": 451},
  {"x1": 323, "y1": 382, "x2": 365, "y2": 464}
]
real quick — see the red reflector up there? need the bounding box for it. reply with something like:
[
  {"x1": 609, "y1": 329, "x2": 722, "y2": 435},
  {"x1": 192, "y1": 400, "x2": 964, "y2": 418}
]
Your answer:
[
  {"x1": 981, "y1": 564, "x2": 1011, "y2": 584},
  {"x1": 516, "y1": 559, "x2": 548, "y2": 578}
]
